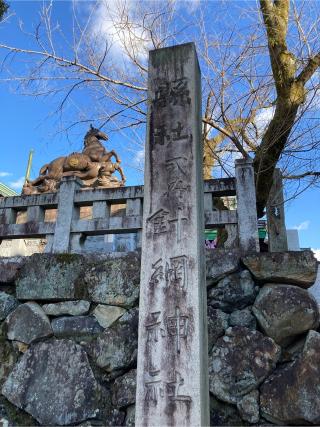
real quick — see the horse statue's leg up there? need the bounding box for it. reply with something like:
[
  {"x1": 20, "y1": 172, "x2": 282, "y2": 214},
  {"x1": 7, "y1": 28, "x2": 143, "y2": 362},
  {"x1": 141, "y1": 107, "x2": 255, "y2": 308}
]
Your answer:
[
  {"x1": 115, "y1": 164, "x2": 126, "y2": 185},
  {"x1": 103, "y1": 150, "x2": 120, "y2": 163}
]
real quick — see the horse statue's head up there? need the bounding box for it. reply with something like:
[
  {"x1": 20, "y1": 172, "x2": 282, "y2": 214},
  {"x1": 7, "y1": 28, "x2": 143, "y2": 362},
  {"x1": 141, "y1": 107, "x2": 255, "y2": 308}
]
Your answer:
[{"x1": 84, "y1": 124, "x2": 108, "y2": 147}]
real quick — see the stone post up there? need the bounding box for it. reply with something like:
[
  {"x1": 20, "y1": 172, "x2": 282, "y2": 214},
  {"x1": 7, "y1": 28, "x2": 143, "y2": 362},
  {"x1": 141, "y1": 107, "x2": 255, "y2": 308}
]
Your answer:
[
  {"x1": 135, "y1": 43, "x2": 209, "y2": 427},
  {"x1": 266, "y1": 168, "x2": 288, "y2": 252},
  {"x1": 0, "y1": 208, "x2": 16, "y2": 224},
  {"x1": 235, "y1": 158, "x2": 260, "y2": 253},
  {"x1": 52, "y1": 176, "x2": 82, "y2": 253},
  {"x1": 126, "y1": 198, "x2": 142, "y2": 250}
]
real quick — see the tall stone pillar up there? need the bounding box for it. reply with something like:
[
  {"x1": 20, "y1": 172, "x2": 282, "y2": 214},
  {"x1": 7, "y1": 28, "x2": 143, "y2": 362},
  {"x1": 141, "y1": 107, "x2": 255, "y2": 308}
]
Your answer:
[
  {"x1": 266, "y1": 168, "x2": 288, "y2": 252},
  {"x1": 52, "y1": 176, "x2": 81, "y2": 253},
  {"x1": 135, "y1": 43, "x2": 209, "y2": 427},
  {"x1": 235, "y1": 158, "x2": 260, "y2": 253}
]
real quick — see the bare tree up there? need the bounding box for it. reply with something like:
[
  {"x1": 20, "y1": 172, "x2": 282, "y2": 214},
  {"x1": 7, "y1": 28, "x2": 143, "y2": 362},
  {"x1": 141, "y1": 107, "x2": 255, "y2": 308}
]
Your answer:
[
  {"x1": 199, "y1": 0, "x2": 320, "y2": 216},
  {"x1": 1, "y1": 0, "x2": 320, "y2": 215},
  {"x1": 0, "y1": 0, "x2": 8, "y2": 21}
]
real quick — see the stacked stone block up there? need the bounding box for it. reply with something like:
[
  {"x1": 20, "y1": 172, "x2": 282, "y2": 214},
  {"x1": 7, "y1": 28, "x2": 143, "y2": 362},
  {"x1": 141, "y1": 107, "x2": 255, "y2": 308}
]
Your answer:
[{"x1": 0, "y1": 250, "x2": 319, "y2": 426}]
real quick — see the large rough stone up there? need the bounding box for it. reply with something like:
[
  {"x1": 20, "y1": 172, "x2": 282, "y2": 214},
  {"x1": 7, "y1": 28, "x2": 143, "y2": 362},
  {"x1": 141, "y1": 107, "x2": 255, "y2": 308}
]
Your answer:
[
  {"x1": 260, "y1": 330, "x2": 320, "y2": 425},
  {"x1": 125, "y1": 404, "x2": 135, "y2": 427},
  {"x1": 16, "y1": 253, "x2": 87, "y2": 300},
  {"x1": 104, "y1": 409, "x2": 126, "y2": 426},
  {"x1": 84, "y1": 253, "x2": 140, "y2": 307},
  {"x1": 207, "y1": 307, "x2": 229, "y2": 351},
  {"x1": 51, "y1": 316, "x2": 103, "y2": 341},
  {"x1": 0, "y1": 340, "x2": 18, "y2": 387},
  {"x1": 2, "y1": 339, "x2": 102, "y2": 425},
  {"x1": 229, "y1": 308, "x2": 256, "y2": 330},
  {"x1": 209, "y1": 326, "x2": 281, "y2": 404},
  {"x1": 112, "y1": 369, "x2": 136, "y2": 408},
  {"x1": 253, "y1": 284, "x2": 319, "y2": 345},
  {"x1": 280, "y1": 336, "x2": 306, "y2": 363},
  {"x1": 0, "y1": 326, "x2": 12, "y2": 391},
  {"x1": 242, "y1": 251, "x2": 318, "y2": 288},
  {"x1": 42, "y1": 300, "x2": 90, "y2": 316},
  {"x1": 236, "y1": 390, "x2": 259, "y2": 424},
  {"x1": 6, "y1": 302, "x2": 52, "y2": 344},
  {"x1": 93, "y1": 305, "x2": 126, "y2": 329},
  {"x1": 86, "y1": 308, "x2": 138, "y2": 372},
  {"x1": 210, "y1": 395, "x2": 244, "y2": 426},
  {"x1": 0, "y1": 292, "x2": 19, "y2": 321},
  {"x1": 0, "y1": 257, "x2": 25, "y2": 284},
  {"x1": 208, "y1": 270, "x2": 257, "y2": 313},
  {"x1": 309, "y1": 264, "x2": 320, "y2": 305},
  {"x1": 206, "y1": 249, "x2": 240, "y2": 285}
]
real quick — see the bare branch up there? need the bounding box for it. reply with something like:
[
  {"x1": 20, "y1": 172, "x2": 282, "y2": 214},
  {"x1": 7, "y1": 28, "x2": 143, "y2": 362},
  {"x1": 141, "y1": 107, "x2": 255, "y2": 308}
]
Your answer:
[
  {"x1": 0, "y1": 43, "x2": 147, "y2": 91},
  {"x1": 202, "y1": 118, "x2": 249, "y2": 158},
  {"x1": 297, "y1": 52, "x2": 320, "y2": 84}
]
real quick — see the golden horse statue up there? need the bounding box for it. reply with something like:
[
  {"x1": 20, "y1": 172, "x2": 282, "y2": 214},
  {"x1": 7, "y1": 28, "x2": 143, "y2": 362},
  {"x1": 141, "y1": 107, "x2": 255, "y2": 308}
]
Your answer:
[{"x1": 23, "y1": 126, "x2": 126, "y2": 194}]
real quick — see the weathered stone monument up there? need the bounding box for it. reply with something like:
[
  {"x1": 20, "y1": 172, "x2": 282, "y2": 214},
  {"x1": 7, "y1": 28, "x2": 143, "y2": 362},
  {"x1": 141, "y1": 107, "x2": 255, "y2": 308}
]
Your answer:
[{"x1": 135, "y1": 43, "x2": 209, "y2": 426}]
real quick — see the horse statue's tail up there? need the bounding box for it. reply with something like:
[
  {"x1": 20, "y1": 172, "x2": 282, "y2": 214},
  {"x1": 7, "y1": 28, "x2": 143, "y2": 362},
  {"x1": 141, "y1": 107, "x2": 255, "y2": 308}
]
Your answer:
[{"x1": 39, "y1": 164, "x2": 49, "y2": 175}]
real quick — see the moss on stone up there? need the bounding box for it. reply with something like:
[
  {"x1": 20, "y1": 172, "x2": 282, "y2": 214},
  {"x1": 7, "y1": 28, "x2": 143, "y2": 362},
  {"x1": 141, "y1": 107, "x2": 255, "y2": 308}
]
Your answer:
[{"x1": 55, "y1": 253, "x2": 82, "y2": 264}]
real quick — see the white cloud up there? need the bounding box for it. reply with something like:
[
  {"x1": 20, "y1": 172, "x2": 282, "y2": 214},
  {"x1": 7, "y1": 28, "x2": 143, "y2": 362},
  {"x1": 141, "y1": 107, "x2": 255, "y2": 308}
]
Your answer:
[
  {"x1": 312, "y1": 249, "x2": 320, "y2": 261},
  {"x1": 293, "y1": 220, "x2": 310, "y2": 231},
  {"x1": 133, "y1": 148, "x2": 145, "y2": 170},
  {"x1": 9, "y1": 177, "x2": 25, "y2": 190},
  {"x1": 89, "y1": 0, "x2": 151, "y2": 66},
  {"x1": 254, "y1": 107, "x2": 275, "y2": 136},
  {"x1": 0, "y1": 172, "x2": 12, "y2": 177}
]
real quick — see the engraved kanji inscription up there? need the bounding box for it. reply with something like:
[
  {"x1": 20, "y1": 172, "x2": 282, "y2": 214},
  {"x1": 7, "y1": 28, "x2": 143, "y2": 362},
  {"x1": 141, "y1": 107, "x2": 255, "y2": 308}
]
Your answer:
[
  {"x1": 149, "y1": 259, "x2": 164, "y2": 288},
  {"x1": 153, "y1": 78, "x2": 191, "y2": 108},
  {"x1": 147, "y1": 208, "x2": 188, "y2": 241},
  {"x1": 145, "y1": 311, "x2": 162, "y2": 376},
  {"x1": 166, "y1": 307, "x2": 189, "y2": 353},
  {"x1": 146, "y1": 312, "x2": 161, "y2": 343},
  {"x1": 170, "y1": 78, "x2": 191, "y2": 106},
  {"x1": 166, "y1": 156, "x2": 188, "y2": 180},
  {"x1": 147, "y1": 209, "x2": 170, "y2": 234},
  {"x1": 165, "y1": 256, "x2": 188, "y2": 290},
  {"x1": 165, "y1": 156, "x2": 190, "y2": 198},
  {"x1": 152, "y1": 123, "x2": 192, "y2": 149},
  {"x1": 145, "y1": 380, "x2": 164, "y2": 405},
  {"x1": 153, "y1": 125, "x2": 169, "y2": 146},
  {"x1": 170, "y1": 122, "x2": 191, "y2": 143},
  {"x1": 166, "y1": 371, "x2": 192, "y2": 402},
  {"x1": 154, "y1": 80, "x2": 170, "y2": 108},
  {"x1": 169, "y1": 207, "x2": 188, "y2": 243}
]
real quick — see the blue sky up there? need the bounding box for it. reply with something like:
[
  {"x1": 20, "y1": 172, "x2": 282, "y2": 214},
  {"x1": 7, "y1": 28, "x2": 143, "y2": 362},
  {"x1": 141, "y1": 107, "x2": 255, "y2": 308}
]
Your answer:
[{"x1": 0, "y1": 1, "x2": 319, "y2": 254}]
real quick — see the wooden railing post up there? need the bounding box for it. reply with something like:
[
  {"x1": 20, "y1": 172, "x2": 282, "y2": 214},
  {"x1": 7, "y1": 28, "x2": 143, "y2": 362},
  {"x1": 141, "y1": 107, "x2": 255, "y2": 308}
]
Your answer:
[
  {"x1": 235, "y1": 158, "x2": 260, "y2": 253},
  {"x1": 266, "y1": 168, "x2": 288, "y2": 252},
  {"x1": 52, "y1": 177, "x2": 82, "y2": 253}
]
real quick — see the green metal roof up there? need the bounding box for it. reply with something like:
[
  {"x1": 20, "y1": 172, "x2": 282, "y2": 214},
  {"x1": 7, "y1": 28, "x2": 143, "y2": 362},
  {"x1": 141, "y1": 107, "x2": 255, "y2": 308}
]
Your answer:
[{"x1": 0, "y1": 181, "x2": 18, "y2": 197}]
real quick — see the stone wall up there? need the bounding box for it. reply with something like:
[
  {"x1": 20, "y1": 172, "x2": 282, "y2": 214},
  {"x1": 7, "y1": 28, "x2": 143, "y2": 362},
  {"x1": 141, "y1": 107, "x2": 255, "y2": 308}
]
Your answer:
[{"x1": 0, "y1": 250, "x2": 319, "y2": 426}]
